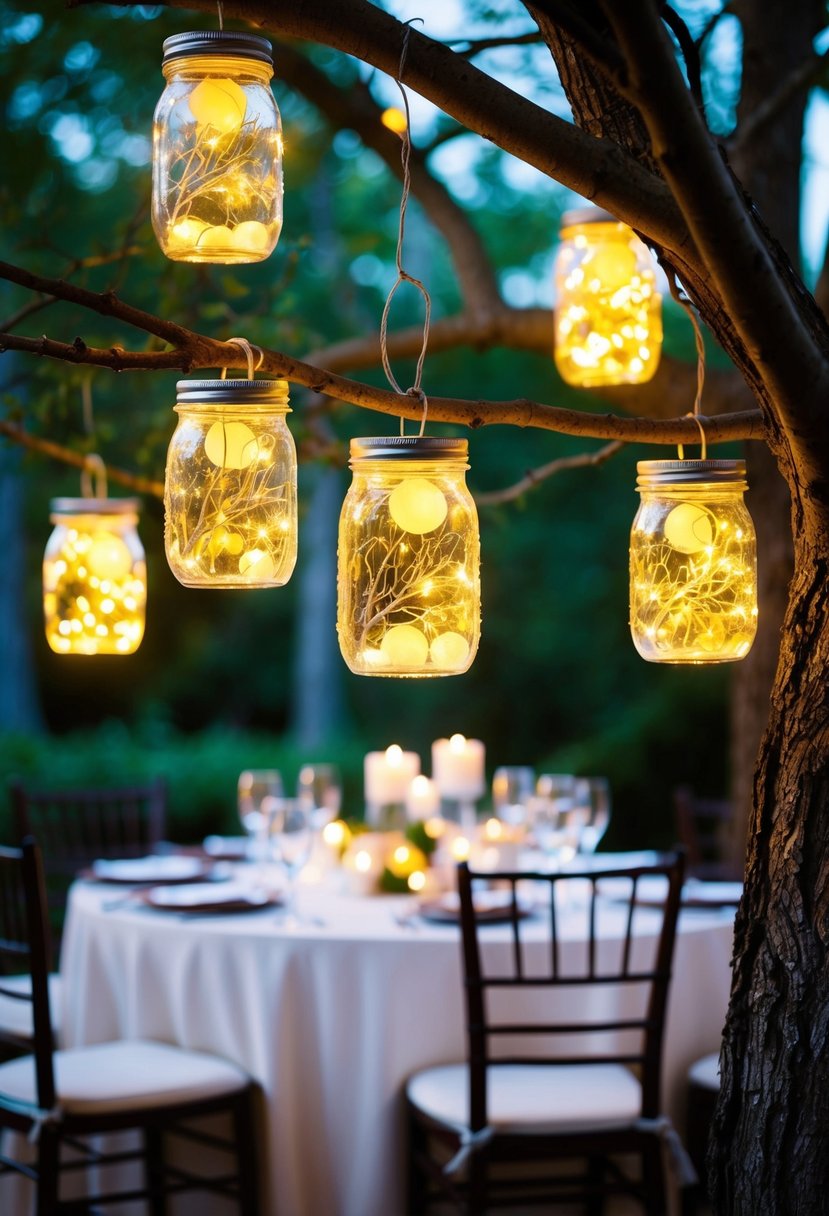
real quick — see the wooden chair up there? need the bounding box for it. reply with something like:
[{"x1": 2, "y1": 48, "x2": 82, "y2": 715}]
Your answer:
[
  {"x1": 406, "y1": 853, "x2": 690, "y2": 1215},
  {"x1": 672, "y1": 786, "x2": 742, "y2": 881},
  {"x1": 0, "y1": 838, "x2": 260, "y2": 1214},
  {"x1": 9, "y1": 777, "x2": 167, "y2": 953}
]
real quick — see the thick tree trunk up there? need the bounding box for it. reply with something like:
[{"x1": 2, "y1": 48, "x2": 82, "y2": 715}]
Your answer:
[{"x1": 711, "y1": 506, "x2": 829, "y2": 1212}]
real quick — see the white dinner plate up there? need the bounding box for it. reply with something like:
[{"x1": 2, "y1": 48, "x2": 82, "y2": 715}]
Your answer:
[
  {"x1": 142, "y1": 882, "x2": 280, "y2": 914},
  {"x1": 90, "y1": 855, "x2": 210, "y2": 885},
  {"x1": 417, "y1": 889, "x2": 533, "y2": 924},
  {"x1": 203, "y1": 835, "x2": 249, "y2": 860}
]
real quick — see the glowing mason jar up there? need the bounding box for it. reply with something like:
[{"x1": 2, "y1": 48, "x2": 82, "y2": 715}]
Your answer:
[
  {"x1": 630, "y1": 460, "x2": 757, "y2": 664},
  {"x1": 554, "y1": 207, "x2": 662, "y2": 387},
  {"x1": 43, "y1": 498, "x2": 146, "y2": 656},
  {"x1": 338, "y1": 437, "x2": 480, "y2": 677},
  {"x1": 152, "y1": 31, "x2": 283, "y2": 264},
  {"x1": 164, "y1": 379, "x2": 297, "y2": 588}
]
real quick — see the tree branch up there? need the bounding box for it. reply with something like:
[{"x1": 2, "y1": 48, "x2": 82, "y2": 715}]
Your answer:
[
  {"x1": 476, "y1": 439, "x2": 622, "y2": 506},
  {"x1": 602, "y1": 3, "x2": 829, "y2": 487},
  {"x1": 0, "y1": 419, "x2": 165, "y2": 498},
  {"x1": 67, "y1": 0, "x2": 695, "y2": 261},
  {"x1": 730, "y1": 45, "x2": 829, "y2": 155},
  {"x1": 0, "y1": 259, "x2": 762, "y2": 444},
  {"x1": 452, "y1": 30, "x2": 546, "y2": 57}
]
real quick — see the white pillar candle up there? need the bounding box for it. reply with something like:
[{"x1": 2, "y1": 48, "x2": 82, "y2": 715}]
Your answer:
[
  {"x1": 364, "y1": 744, "x2": 421, "y2": 806},
  {"x1": 406, "y1": 775, "x2": 440, "y2": 822},
  {"x1": 431, "y1": 734, "x2": 486, "y2": 801}
]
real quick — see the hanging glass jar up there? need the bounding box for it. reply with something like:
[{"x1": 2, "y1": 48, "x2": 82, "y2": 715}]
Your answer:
[
  {"x1": 554, "y1": 207, "x2": 662, "y2": 387},
  {"x1": 164, "y1": 379, "x2": 297, "y2": 588},
  {"x1": 152, "y1": 31, "x2": 283, "y2": 264},
  {"x1": 43, "y1": 495, "x2": 146, "y2": 656},
  {"x1": 337, "y1": 437, "x2": 481, "y2": 677},
  {"x1": 630, "y1": 460, "x2": 757, "y2": 664}
]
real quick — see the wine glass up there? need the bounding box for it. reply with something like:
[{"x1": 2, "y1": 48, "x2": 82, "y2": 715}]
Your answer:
[
  {"x1": 574, "y1": 777, "x2": 612, "y2": 858},
  {"x1": 238, "y1": 769, "x2": 283, "y2": 860},
  {"x1": 492, "y1": 766, "x2": 535, "y2": 829},
  {"x1": 268, "y1": 799, "x2": 313, "y2": 928},
  {"x1": 531, "y1": 775, "x2": 580, "y2": 869},
  {"x1": 297, "y1": 764, "x2": 342, "y2": 829}
]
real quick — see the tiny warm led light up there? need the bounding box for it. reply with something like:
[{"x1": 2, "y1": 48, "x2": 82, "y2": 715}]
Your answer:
[
  {"x1": 483, "y1": 817, "x2": 504, "y2": 841},
  {"x1": 451, "y1": 835, "x2": 471, "y2": 861},
  {"x1": 424, "y1": 816, "x2": 446, "y2": 840},
  {"x1": 386, "y1": 744, "x2": 404, "y2": 767},
  {"x1": 408, "y1": 870, "x2": 426, "y2": 892},
  {"x1": 323, "y1": 821, "x2": 347, "y2": 848},
  {"x1": 381, "y1": 106, "x2": 407, "y2": 135},
  {"x1": 393, "y1": 845, "x2": 411, "y2": 865},
  {"x1": 355, "y1": 850, "x2": 373, "y2": 873}
]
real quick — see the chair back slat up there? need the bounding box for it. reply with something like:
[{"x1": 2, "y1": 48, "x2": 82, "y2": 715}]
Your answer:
[
  {"x1": 457, "y1": 852, "x2": 685, "y2": 1129},
  {"x1": 9, "y1": 779, "x2": 167, "y2": 955}
]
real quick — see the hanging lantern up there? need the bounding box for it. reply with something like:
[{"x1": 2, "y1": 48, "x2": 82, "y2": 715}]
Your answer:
[
  {"x1": 337, "y1": 437, "x2": 480, "y2": 677},
  {"x1": 43, "y1": 493, "x2": 146, "y2": 656},
  {"x1": 152, "y1": 31, "x2": 283, "y2": 264},
  {"x1": 164, "y1": 378, "x2": 297, "y2": 588},
  {"x1": 554, "y1": 207, "x2": 662, "y2": 387},
  {"x1": 629, "y1": 460, "x2": 757, "y2": 664}
]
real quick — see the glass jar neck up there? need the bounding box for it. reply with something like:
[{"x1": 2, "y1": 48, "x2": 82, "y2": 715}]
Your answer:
[
  {"x1": 637, "y1": 482, "x2": 746, "y2": 498},
  {"x1": 174, "y1": 402, "x2": 290, "y2": 418},
  {"x1": 560, "y1": 221, "x2": 626, "y2": 241},
  {"x1": 349, "y1": 459, "x2": 469, "y2": 476},
  {"x1": 50, "y1": 512, "x2": 137, "y2": 528},
  {"x1": 162, "y1": 54, "x2": 273, "y2": 85}
]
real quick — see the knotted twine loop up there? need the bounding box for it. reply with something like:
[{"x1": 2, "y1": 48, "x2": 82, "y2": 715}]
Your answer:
[
  {"x1": 220, "y1": 337, "x2": 265, "y2": 381},
  {"x1": 678, "y1": 411, "x2": 708, "y2": 462},
  {"x1": 216, "y1": 0, "x2": 224, "y2": 31},
  {"x1": 80, "y1": 453, "x2": 107, "y2": 500},
  {"x1": 377, "y1": 21, "x2": 432, "y2": 439}
]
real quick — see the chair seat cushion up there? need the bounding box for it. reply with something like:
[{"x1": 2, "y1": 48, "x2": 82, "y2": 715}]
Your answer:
[
  {"x1": 0, "y1": 1039, "x2": 249, "y2": 1115},
  {"x1": 407, "y1": 1062, "x2": 643, "y2": 1135},
  {"x1": 0, "y1": 973, "x2": 61, "y2": 1041},
  {"x1": 688, "y1": 1051, "x2": 720, "y2": 1092}
]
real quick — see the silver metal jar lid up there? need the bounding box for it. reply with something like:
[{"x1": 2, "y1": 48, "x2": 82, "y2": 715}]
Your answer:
[
  {"x1": 560, "y1": 206, "x2": 619, "y2": 229},
  {"x1": 162, "y1": 31, "x2": 273, "y2": 67},
  {"x1": 175, "y1": 379, "x2": 290, "y2": 407},
  {"x1": 636, "y1": 459, "x2": 747, "y2": 489},
  {"x1": 50, "y1": 497, "x2": 140, "y2": 515},
  {"x1": 349, "y1": 436, "x2": 468, "y2": 461}
]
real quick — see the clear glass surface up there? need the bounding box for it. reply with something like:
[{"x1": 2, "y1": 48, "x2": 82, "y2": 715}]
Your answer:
[
  {"x1": 531, "y1": 774, "x2": 581, "y2": 867},
  {"x1": 492, "y1": 766, "x2": 536, "y2": 828},
  {"x1": 237, "y1": 769, "x2": 283, "y2": 856},
  {"x1": 297, "y1": 764, "x2": 342, "y2": 828},
  {"x1": 573, "y1": 777, "x2": 612, "y2": 855},
  {"x1": 268, "y1": 798, "x2": 312, "y2": 927}
]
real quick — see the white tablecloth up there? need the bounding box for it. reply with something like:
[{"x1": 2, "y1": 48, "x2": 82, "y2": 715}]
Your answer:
[{"x1": 31, "y1": 868, "x2": 733, "y2": 1216}]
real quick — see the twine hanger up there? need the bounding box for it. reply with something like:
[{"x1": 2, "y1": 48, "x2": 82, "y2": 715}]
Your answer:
[
  {"x1": 220, "y1": 336, "x2": 265, "y2": 381},
  {"x1": 80, "y1": 453, "x2": 108, "y2": 500},
  {"x1": 378, "y1": 21, "x2": 431, "y2": 439},
  {"x1": 668, "y1": 277, "x2": 708, "y2": 461}
]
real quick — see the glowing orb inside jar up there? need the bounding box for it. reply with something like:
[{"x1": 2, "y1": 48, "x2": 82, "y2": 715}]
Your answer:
[
  {"x1": 189, "y1": 77, "x2": 247, "y2": 133},
  {"x1": 379, "y1": 623, "x2": 430, "y2": 668},
  {"x1": 429, "y1": 631, "x2": 470, "y2": 670},
  {"x1": 388, "y1": 478, "x2": 448, "y2": 535},
  {"x1": 663, "y1": 502, "x2": 714, "y2": 554},
  {"x1": 231, "y1": 220, "x2": 272, "y2": 253},
  {"x1": 204, "y1": 420, "x2": 259, "y2": 470},
  {"x1": 87, "y1": 533, "x2": 133, "y2": 580},
  {"x1": 239, "y1": 549, "x2": 276, "y2": 580},
  {"x1": 584, "y1": 242, "x2": 638, "y2": 294}
]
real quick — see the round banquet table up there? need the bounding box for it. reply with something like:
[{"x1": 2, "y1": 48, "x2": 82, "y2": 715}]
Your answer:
[{"x1": 44, "y1": 864, "x2": 735, "y2": 1216}]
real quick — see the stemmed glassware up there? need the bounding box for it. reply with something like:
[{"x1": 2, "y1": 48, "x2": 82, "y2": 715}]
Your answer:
[
  {"x1": 530, "y1": 774, "x2": 583, "y2": 870},
  {"x1": 491, "y1": 766, "x2": 536, "y2": 830},
  {"x1": 268, "y1": 798, "x2": 313, "y2": 928},
  {"x1": 237, "y1": 769, "x2": 283, "y2": 861},
  {"x1": 573, "y1": 777, "x2": 612, "y2": 859},
  {"x1": 297, "y1": 764, "x2": 342, "y2": 829}
]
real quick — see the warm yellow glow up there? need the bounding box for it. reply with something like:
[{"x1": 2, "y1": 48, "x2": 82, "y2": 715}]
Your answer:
[
  {"x1": 387, "y1": 478, "x2": 448, "y2": 534},
  {"x1": 380, "y1": 623, "x2": 430, "y2": 669},
  {"x1": 381, "y1": 106, "x2": 407, "y2": 135},
  {"x1": 450, "y1": 835, "x2": 471, "y2": 861},
  {"x1": 323, "y1": 820, "x2": 349, "y2": 848},
  {"x1": 165, "y1": 386, "x2": 296, "y2": 589},
  {"x1": 355, "y1": 850, "x2": 373, "y2": 873},
  {"x1": 386, "y1": 840, "x2": 427, "y2": 878},
  {"x1": 189, "y1": 77, "x2": 247, "y2": 133},
  {"x1": 204, "y1": 420, "x2": 259, "y2": 470},
  {"x1": 408, "y1": 870, "x2": 426, "y2": 892},
  {"x1": 385, "y1": 744, "x2": 404, "y2": 766},
  {"x1": 393, "y1": 845, "x2": 411, "y2": 865},
  {"x1": 483, "y1": 817, "x2": 503, "y2": 841},
  {"x1": 449, "y1": 733, "x2": 467, "y2": 752},
  {"x1": 337, "y1": 450, "x2": 480, "y2": 677},
  {"x1": 44, "y1": 513, "x2": 146, "y2": 656},
  {"x1": 554, "y1": 220, "x2": 662, "y2": 387},
  {"x1": 153, "y1": 53, "x2": 282, "y2": 264},
  {"x1": 424, "y1": 816, "x2": 446, "y2": 840},
  {"x1": 630, "y1": 483, "x2": 757, "y2": 664}
]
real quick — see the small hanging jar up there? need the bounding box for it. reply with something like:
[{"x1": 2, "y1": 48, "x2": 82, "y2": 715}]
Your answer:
[
  {"x1": 152, "y1": 30, "x2": 283, "y2": 264},
  {"x1": 554, "y1": 207, "x2": 662, "y2": 387},
  {"x1": 630, "y1": 460, "x2": 757, "y2": 664},
  {"x1": 337, "y1": 437, "x2": 480, "y2": 677},
  {"x1": 43, "y1": 478, "x2": 146, "y2": 656},
  {"x1": 164, "y1": 378, "x2": 296, "y2": 588}
]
